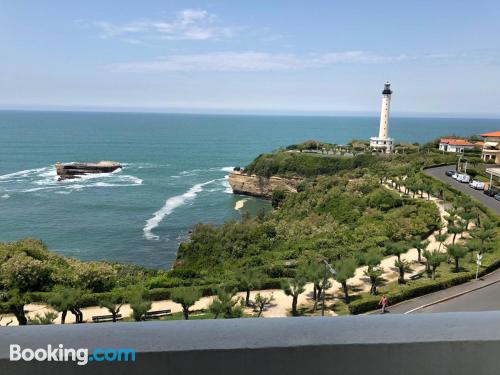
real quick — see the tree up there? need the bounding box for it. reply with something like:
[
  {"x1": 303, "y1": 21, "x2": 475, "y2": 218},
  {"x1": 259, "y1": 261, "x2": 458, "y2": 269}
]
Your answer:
[
  {"x1": 99, "y1": 292, "x2": 126, "y2": 322},
  {"x1": 447, "y1": 225, "x2": 463, "y2": 245},
  {"x1": 128, "y1": 286, "x2": 152, "y2": 322},
  {"x1": 28, "y1": 312, "x2": 58, "y2": 325},
  {"x1": 466, "y1": 239, "x2": 482, "y2": 262},
  {"x1": 0, "y1": 252, "x2": 52, "y2": 325},
  {"x1": 385, "y1": 241, "x2": 409, "y2": 261},
  {"x1": 363, "y1": 249, "x2": 384, "y2": 295},
  {"x1": 171, "y1": 287, "x2": 201, "y2": 320},
  {"x1": 254, "y1": 293, "x2": 275, "y2": 317},
  {"x1": 0, "y1": 289, "x2": 30, "y2": 326},
  {"x1": 208, "y1": 288, "x2": 243, "y2": 319},
  {"x1": 394, "y1": 259, "x2": 411, "y2": 284},
  {"x1": 306, "y1": 261, "x2": 331, "y2": 311},
  {"x1": 334, "y1": 259, "x2": 357, "y2": 303},
  {"x1": 471, "y1": 227, "x2": 494, "y2": 254},
  {"x1": 435, "y1": 233, "x2": 448, "y2": 252},
  {"x1": 75, "y1": 261, "x2": 117, "y2": 293},
  {"x1": 461, "y1": 211, "x2": 477, "y2": 231},
  {"x1": 411, "y1": 237, "x2": 430, "y2": 263},
  {"x1": 47, "y1": 286, "x2": 84, "y2": 324},
  {"x1": 272, "y1": 190, "x2": 287, "y2": 208},
  {"x1": 447, "y1": 244, "x2": 468, "y2": 272},
  {"x1": 423, "y1": 183, "x2": 433, "y2": 200},
  {"x1": 282, "y1": 272, "x2": 307, "y2": 317},
  {"x1": 236, "y1": 269, "x2": 261, "y2": 307},
  {"x1": 426, "y1": 250, "x2": 446, "y2": 280}
]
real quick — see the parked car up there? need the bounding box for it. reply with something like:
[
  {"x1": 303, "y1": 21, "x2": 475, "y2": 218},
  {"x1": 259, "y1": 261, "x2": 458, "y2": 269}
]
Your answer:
[
  {"x1": 494, "y1": 194, "x2": 500, "y2": 202},
  {"x1": 457, "y1": 174, "x2": 471, "y2": 183},
  {"x1": 484, "y1": 187, "x2": 500, "y2": 197},
  {"x1": 469, "y1": 180, "x2": 485, "y2": 190},
  {"x1": 445, "y1": 170, "x2": 456, "y2": 177},
  {"x1": 452, "y1": 173, "x2": 460, "y2": 180}
]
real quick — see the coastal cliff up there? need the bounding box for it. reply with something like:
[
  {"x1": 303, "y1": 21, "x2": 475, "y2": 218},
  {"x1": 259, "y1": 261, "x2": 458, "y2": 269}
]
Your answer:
[{"x1": 228, "y1": 171, "x2": 302, "y2": 199}]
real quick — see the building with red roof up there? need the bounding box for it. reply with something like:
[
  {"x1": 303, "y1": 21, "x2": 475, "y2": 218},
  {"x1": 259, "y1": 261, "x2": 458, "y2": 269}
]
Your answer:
[{"x1": 438, "y1": 138, "x2": 475, "y2": 153}]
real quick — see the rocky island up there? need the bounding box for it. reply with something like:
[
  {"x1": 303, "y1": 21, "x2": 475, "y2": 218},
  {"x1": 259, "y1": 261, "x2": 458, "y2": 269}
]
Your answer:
[{"x1": 55, "y1": 161, "x2": 121, "y2": 180}]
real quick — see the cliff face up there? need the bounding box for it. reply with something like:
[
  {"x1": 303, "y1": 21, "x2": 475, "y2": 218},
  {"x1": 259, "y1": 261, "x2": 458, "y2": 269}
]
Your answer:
[{"x1": 228, "y1": 171, "x2": 302, "y2": 199}]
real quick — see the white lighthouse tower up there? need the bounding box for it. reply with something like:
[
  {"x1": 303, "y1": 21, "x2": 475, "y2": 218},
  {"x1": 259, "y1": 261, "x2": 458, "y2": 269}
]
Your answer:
[{"x1": 370, "y1": 82, "x2": 394, "y2": 153}]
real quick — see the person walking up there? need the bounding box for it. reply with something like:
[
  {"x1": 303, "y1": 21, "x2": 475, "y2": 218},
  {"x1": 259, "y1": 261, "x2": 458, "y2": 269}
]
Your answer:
[{"x1": 379, "y1": 294, "x2": 389, "y2": 314}]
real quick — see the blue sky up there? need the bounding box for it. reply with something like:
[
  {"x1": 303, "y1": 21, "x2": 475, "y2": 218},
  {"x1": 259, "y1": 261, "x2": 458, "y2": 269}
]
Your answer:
[{"x1": 1, "y1": 0, "x2": 500, "y2": 116}]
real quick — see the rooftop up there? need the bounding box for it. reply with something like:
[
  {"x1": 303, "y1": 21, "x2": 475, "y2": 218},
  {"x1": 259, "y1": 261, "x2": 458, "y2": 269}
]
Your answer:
[
  {"x1": 481, "y1": 131, "x2": 500, "y2": 138},
  {"x1": 439, "y1": 138, "x2": 474, "y2": 146}
]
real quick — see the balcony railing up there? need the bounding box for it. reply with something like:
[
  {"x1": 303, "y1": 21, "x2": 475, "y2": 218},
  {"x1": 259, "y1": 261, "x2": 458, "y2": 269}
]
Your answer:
[{"x1": 1, "y1": 311, "x2": 500, "y2": 374}]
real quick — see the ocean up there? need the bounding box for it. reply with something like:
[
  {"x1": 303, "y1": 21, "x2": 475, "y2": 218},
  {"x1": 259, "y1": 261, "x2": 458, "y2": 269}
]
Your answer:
[{"x1": 0, "y1": 111, "x2": 498, "y2": 269}]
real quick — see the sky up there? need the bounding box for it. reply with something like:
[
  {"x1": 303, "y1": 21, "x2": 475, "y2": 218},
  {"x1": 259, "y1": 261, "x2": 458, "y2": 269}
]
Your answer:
[{"x1": 1, "y1": 0, "x2": 500, "y2": 116}]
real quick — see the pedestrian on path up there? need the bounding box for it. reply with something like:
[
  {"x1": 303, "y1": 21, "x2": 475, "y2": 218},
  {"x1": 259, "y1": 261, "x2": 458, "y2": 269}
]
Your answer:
[{"x1": 379, "y1": 295, "x2": 389, "y2": 314}]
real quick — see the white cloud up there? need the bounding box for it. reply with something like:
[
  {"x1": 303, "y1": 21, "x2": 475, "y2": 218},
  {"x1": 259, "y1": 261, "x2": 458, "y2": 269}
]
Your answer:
[
  {"x1": 94, "y1": 9, "x2": 233, "y2": 42},
  {"x1": 111, "y1": 51, "x2": 451, "y2": 73}
]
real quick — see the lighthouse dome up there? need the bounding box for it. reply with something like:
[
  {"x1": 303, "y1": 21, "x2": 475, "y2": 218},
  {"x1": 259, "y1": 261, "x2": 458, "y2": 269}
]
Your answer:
[{"x1": 382, "y1": 82, "x2": 392, "y2": 95}]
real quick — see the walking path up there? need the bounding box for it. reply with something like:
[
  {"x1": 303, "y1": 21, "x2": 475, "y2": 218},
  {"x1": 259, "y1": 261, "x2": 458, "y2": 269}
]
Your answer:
[{"x1": 0, "y1": 180, "x2": 465, "y2": 325}]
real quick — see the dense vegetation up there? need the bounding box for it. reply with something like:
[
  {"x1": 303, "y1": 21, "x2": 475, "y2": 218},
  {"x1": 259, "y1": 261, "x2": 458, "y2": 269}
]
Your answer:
[
  {"x1": 175, "y1": 176, "x2": 441, "y2": 284},
  {"x1": 1, "y1": 139, "x2": 498, "y2": 324}
]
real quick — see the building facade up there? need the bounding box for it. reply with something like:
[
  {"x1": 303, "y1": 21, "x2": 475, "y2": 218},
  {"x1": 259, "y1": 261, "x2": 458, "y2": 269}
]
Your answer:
[
  {"x1": 438, "y1": 138, "x2": 475, "y2": 153},
  {"x1": 481, "y1": 131, "x2": 500, "y2": 164}
]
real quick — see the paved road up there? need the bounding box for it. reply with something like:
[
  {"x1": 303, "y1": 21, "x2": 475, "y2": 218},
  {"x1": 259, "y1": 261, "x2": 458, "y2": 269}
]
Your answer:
[
  {"x1": 424, "y1": 165, "x2": 500, "y2": 215},
  {"x1": 386, "y1": 268, "x2": 500, "y2": 314}
]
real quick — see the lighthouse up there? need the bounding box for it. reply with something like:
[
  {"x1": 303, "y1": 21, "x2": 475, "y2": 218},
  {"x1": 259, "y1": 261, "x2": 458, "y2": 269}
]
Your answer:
[{"x1": 370, "y1": 82, "x2": 395, "y2": 153}]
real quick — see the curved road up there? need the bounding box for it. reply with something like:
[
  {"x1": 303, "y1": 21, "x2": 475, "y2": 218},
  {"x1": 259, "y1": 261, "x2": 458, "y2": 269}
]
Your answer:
[
  {"x1": 423, "y1": 165, "x2": 500, "y2": 215},
  {"x1": 386, "y1": 268, "x2": 500, "y2": 314}
]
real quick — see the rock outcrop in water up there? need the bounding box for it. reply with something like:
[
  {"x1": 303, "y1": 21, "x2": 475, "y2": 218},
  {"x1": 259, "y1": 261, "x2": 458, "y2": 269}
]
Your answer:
[
  {"x1": 55, "y1": 161, "x2": 121, "y2": 180},
  {"x1": 228, "y1": 170, "x2": 302, "y2": 199}
]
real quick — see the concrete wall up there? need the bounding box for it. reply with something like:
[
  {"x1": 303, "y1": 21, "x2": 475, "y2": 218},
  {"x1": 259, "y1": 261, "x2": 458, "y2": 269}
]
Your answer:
[{"x1": 2, "y1": 312, "x2": 500, "y2": 375}]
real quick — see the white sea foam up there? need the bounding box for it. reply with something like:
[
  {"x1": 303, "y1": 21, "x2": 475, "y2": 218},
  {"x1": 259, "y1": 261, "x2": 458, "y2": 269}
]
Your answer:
[
  {"x1": 220, "y1": 166, "x2": 235, "y2": 172},
  {"x1": 222, "y1": 175, "x2": 233, "y2": 194},
  {"x1": 1, "y1": 194, "x2": 9, "y2": 199},
  {"x1": 143, "y1": 179, "x2": 216, "y2": 241},
  {"x1": 3, "y1": 164, "x2": 142, "y2": 194},
  {"x1": 0, "y1": 167, "x2": 50, "y2": 181}
]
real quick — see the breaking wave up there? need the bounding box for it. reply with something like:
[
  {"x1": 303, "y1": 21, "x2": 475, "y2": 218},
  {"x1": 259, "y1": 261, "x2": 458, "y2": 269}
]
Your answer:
[
  {"x1": 143, "y1": 179, "x2": 217, "y2": 241},
  {"x1": 0, "y1": 165, "x2": 143, "y2": 194}
]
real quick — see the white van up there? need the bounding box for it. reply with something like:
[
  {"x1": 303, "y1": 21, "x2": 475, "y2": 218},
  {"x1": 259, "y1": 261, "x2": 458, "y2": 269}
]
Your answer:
[
  {"x1": 457, "y1": 174, "x2": 471, "y2": 183},
  {"x1": 469, "y1": 180, "x2": 485, "y2": 190}
]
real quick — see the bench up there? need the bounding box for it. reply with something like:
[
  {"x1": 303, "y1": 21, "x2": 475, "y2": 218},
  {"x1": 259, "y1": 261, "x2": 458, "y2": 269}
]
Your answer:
[
  {"x1": 410, "y1": 273, "x2": 423, "y2": 281},
  {"x1": 144, "y1": 309, "x2": 172, "y2": 320},
  {"x1": 92, "y1": 314, "x2": 123, "y2": 323}
]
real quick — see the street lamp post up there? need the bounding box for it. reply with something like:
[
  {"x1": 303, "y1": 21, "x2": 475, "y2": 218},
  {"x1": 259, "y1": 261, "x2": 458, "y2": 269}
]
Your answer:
[
  {"x1": 322, "y1": 260, "x2": 336, "y2": 316},
  {"x1": 476, "y1": 253, "x2": 483, "y2": 281}
]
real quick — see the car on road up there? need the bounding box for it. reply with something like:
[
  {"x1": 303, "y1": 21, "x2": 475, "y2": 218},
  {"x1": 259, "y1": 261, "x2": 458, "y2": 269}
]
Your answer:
[
  {"x1": 452, "y1": 173, "x2": 460, "y2": 180},
  {"x1": 457, "y1": 174, "x2": 471, "y2": 183},
  {"x1": 494, "y1": 194, "x2": 500, "y2": 202},
  {"x1": 445, "y1": 170, "x2": 456, "y2": 177},
  {"x1": 469, "y1": 180, "x2": 485, "y2": 190},
  {"x1": 484, "y1": 187, "x2": 500, "y2": 197}
]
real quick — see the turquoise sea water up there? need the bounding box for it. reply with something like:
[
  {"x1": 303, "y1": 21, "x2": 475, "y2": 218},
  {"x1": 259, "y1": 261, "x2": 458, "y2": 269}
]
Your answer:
[{"x1": 0, "y1": 111, "x2": 498, "y2": 269}]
